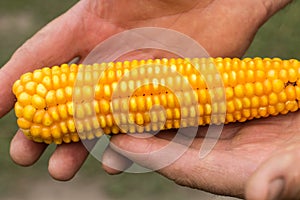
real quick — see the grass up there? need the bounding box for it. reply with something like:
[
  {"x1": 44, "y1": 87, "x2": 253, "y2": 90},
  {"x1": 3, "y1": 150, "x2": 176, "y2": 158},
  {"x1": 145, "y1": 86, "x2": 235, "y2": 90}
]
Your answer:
[
  {"x1": 0, "y1": 1, "x2": 300, "y2": 199},
  {"x1": 0, "y1": 0, "x2": 78, "y2": 66},
  {"x1": 245, "y1": 1, "x2": 300, "y2": 59}
]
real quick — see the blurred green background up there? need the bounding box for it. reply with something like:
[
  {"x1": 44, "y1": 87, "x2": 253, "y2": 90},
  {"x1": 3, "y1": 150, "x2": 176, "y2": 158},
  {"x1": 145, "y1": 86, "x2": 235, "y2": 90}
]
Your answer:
[{"x1": 0, "y1": 1, "x2": 299, "y2": 200}]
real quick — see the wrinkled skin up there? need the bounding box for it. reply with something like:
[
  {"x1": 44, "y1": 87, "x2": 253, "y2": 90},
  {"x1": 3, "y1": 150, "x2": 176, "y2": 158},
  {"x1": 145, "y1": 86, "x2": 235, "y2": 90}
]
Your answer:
[{"x1": 0, "y1": 0, "x2": 297, "y2": 199}]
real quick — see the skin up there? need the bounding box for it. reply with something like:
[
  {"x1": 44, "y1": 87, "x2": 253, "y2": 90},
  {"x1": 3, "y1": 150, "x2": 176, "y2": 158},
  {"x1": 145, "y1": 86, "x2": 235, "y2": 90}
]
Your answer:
[{"x1": 0, "y1": 0, "x2": 296, "y2": 199}]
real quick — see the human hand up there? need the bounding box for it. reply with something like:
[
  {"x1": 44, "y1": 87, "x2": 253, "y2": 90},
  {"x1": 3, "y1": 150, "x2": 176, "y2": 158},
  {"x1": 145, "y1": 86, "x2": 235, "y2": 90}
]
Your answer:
[
  {"x1": 104, "y1": 111, "x2": 300, "y2": 199},
  {"x1": 0, "y1": 0, "x2": 292, "y2": 196}
]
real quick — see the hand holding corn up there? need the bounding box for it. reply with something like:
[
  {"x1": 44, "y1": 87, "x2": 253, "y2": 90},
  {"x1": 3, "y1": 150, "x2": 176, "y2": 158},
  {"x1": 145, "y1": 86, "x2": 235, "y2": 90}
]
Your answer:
[{"x1": 1, "y1": 0, "x2": 298, "y2": 200}]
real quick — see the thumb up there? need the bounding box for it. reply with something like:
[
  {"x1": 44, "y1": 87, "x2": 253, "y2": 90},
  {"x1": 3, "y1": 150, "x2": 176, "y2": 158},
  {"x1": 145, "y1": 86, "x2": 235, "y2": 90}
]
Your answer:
[
  {"x1": 109, "y1": 133, "x2": 193, "y2": 172},
  {"x1": 246, "y1": 147, "x2": 300, "y2": 200}
]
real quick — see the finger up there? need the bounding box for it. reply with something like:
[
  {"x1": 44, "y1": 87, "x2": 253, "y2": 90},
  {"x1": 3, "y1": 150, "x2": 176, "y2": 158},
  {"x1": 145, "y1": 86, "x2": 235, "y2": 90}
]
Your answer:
[
  {"x1": 151, "y1": 129, "x2": 206, "y2": 149},
  {"x1": 48, "y1": 142, "x2": 89, "y2": 181},
  {"x1": 10, "y1": 129, "x2": 47, "y2": 166},
  {"x1": 109, "y1": 134, "x2": 245, "y2": 196},
  {"x1": 102, "y1": 146, "x2": 133, "y2": 175},
  {"x1": 144, "y1": 123, "x2": 240, "y2": 151},
  {"x1": 0, "y1": 2, "x2": 83, "y2": 118},
  {"x1": 246, "y1": 148, "x2": 300, "y2": 200},
  {"x1": 109, "y1": 133, "x2": 210, "y2": 174},
  {"x1": 155, "y1": 124, "x2": 240, "y2": 142}
]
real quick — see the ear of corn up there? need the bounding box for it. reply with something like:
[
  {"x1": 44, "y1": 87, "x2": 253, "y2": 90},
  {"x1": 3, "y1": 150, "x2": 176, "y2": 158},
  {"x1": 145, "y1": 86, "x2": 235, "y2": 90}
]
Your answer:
[{"x1": 12, "y1": 57, "x2": 300, "y2": 144}]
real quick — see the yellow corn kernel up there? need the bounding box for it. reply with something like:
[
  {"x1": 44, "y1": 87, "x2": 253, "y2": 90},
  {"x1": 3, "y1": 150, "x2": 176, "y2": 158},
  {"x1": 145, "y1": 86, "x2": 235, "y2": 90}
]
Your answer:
[
  {"x1": 63, "y1": 135, "x2": 71, "y2": 143},
  {"x1": 48, "y1": 107, "x2": 60, "y2": 121},
  {"x1": 66, "y1": 102, "x2": 73, "y2": 116},
  {"x1": 234, "y1": 84, "x2": 244, "y2": 98},
  {"x1": 59, "y1": 121, "x2": 69, "y2": 134},
  {"x1": 52, "y1": 75, "x2": 60, "y2": 90},
  {"x1": 51, "y1": 66, "x2": 61, "y2": 75},
  {"x1": 244, "y1": 83, "x2": 254, "y2": 97},
  {"x1": 13, "y1": 81, "x2": 24, "y2": 96},
  {"x1": 60, "y1": 73, "x2": 69, "y2": 88},
  {"x1": 32, "y1": 69, "x2": 43, "y2": 83},
  {"x1": 268, "y1": 106, "x2": 277, "y2": 115},
  {"x1": 83, "y1": 119, "x2": 93, "y2": 132},
  {"x1": 57, "y1": 104, "x2": 68, "y2": 119},
  {"x1": 65, "y1": 86, "x2": 73, "y2": 101},
  {"x1": 18, "y1": 92, "x2": 32, "y2": 106},
  {"x1": 258, "y1": 107, "x2": 268, "y2": 117},
  {"x1": 20, "y1": 73, "x2": 32, "y2": 84},
  {"x1": 263, "y1": 80, "x2": 272, "y2": 95},
  {"x1": 36, "y1": 83, "x2": 48, "y2": 97},
  {"x1": 129, "y1": 97, "x2": 138, "y2": 112},
  {"x1": 45, "y1": 91, "x2": 57, "y2": 107},
  {"x1": 91, "y1": 116, "x2": 100, "y2": 129},
  {"x1": 33, "y1": 109, "x2": 46, "y2": 124},
  {"x1": 245, "y1": 70, "x2": 255, "y2": 82},
  {"x1": 51, "y1": 124, "x2": 62, "y2": 139},
  {"x1": 136, "y1": 113, "x2": 144, "y2": 125},
  {"x1": 288, "y1": 68, "x2": 297, "y2": 83},
  {"x1": 242, "y1": 109, "x2": 251, "y2": 118},
  {"x1": 93, "y1": 100, "x2": 100, "y2": 114},
  {"x1": 278, "y1": 91, "x2": 288, "y2": 103},
  {"x1": 272, "y1": 79, "x2": 284, "y2": 93},
  {"x1": 17, "y1": 118, "x2": 32, "y2": 129},
  {"x1": 42, "y1": 112, "x2": 53, "y2": 127},
  {"x1": 286, "y1": 85, "x2": 296, "y2": 101},
  {"x1": 268, "y1": 93, "x2": 278, "y2": 105},
  {"x1": 255, "y1": 70, "x2": 265, "y2": 82},
  {"x1": 242, "y1": 97, "x2": 251, "y2": 109},
  {"x1": 296, "y1": 86, "x2": 300, "y2": 100},
  {"x1": 32, "y1": 94, "x2": 46, "y2": 109},
  {"x1": 67, "y1": 118, "x2": 76, "y2": 133},
  {"x1": 260, "y1": 95, "x2": 269, "y2": 107},
  {"x1": 32, "y1": 137, "x2": 43, "y2": 143},
  {"x1": 100, "y1": 99, "x2": 110, "y2": 114},
  {"x1": 254, "y1": 82, "x2": 264, "y2": 96},
  {"x1": 53, "y1": 138, "x2": 63, "y2": 145},
  {"x1": 98, "y1": 115, "x2": 106, "y2": 128},
  {"x1": 30, "y1": 125, "x2": 42, "y2": 137},
  {"x1": 56, "y1": 88, "x2": 67, "y2": 104},
  {"x1": 42, "y1": 76, "x2": 52, "y2": 90},
  {"x1": 41, "y1": 127, "x2": 51, "y2": 139},
  {"x1": 14, "y1": 102, "x2": 23, "y2": 118},
  {"x1": 42, "y1": 67, "x2": 51, "y2": 76},
  {"x1": 275, "y1": 103, "x2": 285, "y2": 113},
  {"x1": 267, "y1": 69, "x2": 278, "y2": 80},
  {"x1": 23, "y1": 105, "x2": 36, "y2": 121},
  {"x1": 25, "y1": 81, "x2": 37, "y2": 95},
  {"x1": 286, "y1": 101, "x2": 298, "y2": 112},
  {"x1": 279, "y1": 69, "x2": 288, "y2": 83}
]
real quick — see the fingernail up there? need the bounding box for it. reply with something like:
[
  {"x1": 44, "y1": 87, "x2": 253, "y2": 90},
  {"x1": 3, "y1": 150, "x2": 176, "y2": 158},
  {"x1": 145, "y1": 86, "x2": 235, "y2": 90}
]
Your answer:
[{"x1": 268, "y1": 178, "x2": 285, "y2": 200}]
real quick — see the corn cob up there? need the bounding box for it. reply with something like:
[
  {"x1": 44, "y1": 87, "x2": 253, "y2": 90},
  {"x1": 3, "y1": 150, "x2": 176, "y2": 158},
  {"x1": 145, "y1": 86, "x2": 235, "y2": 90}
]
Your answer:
[{"x1": 12, "y1": 57, "x2": 300, "y2": 144}]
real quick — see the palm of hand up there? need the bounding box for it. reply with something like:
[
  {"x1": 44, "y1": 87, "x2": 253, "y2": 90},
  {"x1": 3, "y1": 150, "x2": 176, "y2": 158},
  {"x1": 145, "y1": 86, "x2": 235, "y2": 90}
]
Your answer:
[
  {"x1": 81, "y1": 0, "x2": 268, "y2": 58},
  {"x1": 112, "y1": 112, "x2": 300, "y2": 198},
  {"x1": 167, "y1": 112, "x2": 300, "y2": 197}
]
